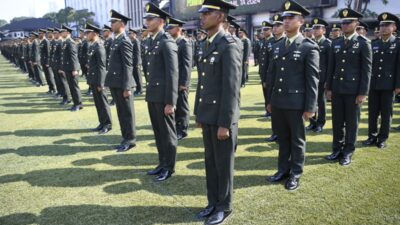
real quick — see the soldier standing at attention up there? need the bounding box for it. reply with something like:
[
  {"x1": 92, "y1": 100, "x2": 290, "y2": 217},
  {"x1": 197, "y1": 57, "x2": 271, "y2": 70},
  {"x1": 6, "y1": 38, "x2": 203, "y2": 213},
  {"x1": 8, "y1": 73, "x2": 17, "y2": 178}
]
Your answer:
[
  {"x1": 48, "y1": 28, "x2": 63, "y2": 98},
  {"x1": 140, "y1": 26, "x2": 151, "y2": 83},
  {"x1": 103, "y1": 25, "x2": 113, "y2": 70},
  {"x1": 330, "y1": 23, "x2": 342, "y2": 40},
  {"x1": 38, "y1": 29, "x2": 57, "y2": 95},
  {"x1": 325, "y1": 8, "x2": 372, "y2": 165},
  {"x1": 144, "y1": 3, "x2": 179, "y2": 182},
  {"x1": 167, "y1": 17, "x2": 193, "y2": 141},
  {"x1": 238, "y1": 28, "x2": 251, "y2": 86},
  {"x1": 105, "y1": 10, "x2": 137, "y2": 152},
  {"x1": 259, "y1": 21, "x2": 274, "y2": 118},
  {"x1": 85, "y1": 23, "x2": 112, "y2": 135},
  {"x1": 30, "y1": 32, "x2": 47, "y2": 87},
  {"x1": 194, "y1": 0, "x2": 241, "y2": 224},
  {"x1": 303, "y1": 23, "x2": 314, "y2": 39},
  {"x1": 306, "y1": 18, "x2": 332, "y2": 133},
  {"x1": 54, "y1": 27, "x2": 72, "y2": 105},
  {"x1": 362, "y1": 13, "x2": 400, "y2": 149},
  {"x1": 59, "y1": 24, "x2": 83, "y2": 112},
  {"x1": 266, "y1": 0, "x2": 319, "y2": 191},
  {"x1": 128, "y1": 28, "x2": 143, "y2": 96}
]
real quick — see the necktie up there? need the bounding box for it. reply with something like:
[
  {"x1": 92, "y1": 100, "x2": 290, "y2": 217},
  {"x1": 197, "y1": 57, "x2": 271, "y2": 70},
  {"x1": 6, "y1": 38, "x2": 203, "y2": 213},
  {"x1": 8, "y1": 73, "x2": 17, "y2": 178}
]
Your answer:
[
  {"x1": 285, "y1": 39, "x2": 290, "y2": 48},
  {"x1": 206, "y1": 40, "x2": 211, "y2": 50}
]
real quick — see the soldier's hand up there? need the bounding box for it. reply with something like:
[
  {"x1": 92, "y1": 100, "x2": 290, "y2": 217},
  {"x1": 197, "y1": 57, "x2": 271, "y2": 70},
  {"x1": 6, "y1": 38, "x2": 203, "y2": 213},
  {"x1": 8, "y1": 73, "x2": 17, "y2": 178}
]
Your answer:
[
  {"x1": 217, "y1": 127, "x2": 230, "y2": 141},
  {"x1": 395, "y1": 88, "x2": 400, "y2": 95},
  {"x1": 196, "y1": 122, "x2": 202, "y2": 128},
  {"x1": 355, "y1": 95, "x2": 367, "y2": 105},
  {"x1": 164, "y1": 104, "x2": 175, "y2": 116},
  {"x1": 325, "y1": 90, "x2": 332, "y2": 101},
  {"x1": 303, "y1": 112, "x2": 315, "y2": 121},
  {"x1": 72, "y1": 71, "x2": 78, "y2": 76},
  {"x1": 45, "y1": 64, "x2": 49, "y2": 67},
  {"x1": 123, "y1": 90, "x2": 132, "y2": 98},
  {"x1": 97, "y1": 86, "x2": 103, "y2": 92},
  {"x1": 262, "y1": 82, "x2": 266, "y2": 88},
  {"x1": 266, "y1": 104, "x2": 272, "y2": 113},
  {"x1": 179, "y1": 85, "x2": 187, "y2": 91}
]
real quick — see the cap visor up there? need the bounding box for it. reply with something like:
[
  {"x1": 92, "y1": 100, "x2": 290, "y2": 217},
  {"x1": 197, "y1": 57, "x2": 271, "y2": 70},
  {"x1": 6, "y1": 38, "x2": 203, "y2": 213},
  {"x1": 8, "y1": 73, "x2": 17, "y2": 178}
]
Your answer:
[{"x1": 198, "y1": 7, "x2": 214, "y2": 13}]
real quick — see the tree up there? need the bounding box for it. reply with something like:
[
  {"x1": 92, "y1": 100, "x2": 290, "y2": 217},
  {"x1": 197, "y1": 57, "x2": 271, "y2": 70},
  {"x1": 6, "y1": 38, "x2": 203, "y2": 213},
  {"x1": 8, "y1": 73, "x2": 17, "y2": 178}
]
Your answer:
[
  {"x1": 344, "y1": 0, "x2": 389, "y2": 14},
  {"x1": 41, "y1": 7, "x2": 95, "y2": 27},
  {"x1": 73, "y1": 9, "x2": 95, "y2": 27},
  {"x1": 10, "y1": 17, "x2": 34, "y2": 23},
  {"x1": 0, "y1": 19, "x2": 8, "y2": 28},
  {"x1": 43, "y1": 12, "x2": 58, "y2": 23}
]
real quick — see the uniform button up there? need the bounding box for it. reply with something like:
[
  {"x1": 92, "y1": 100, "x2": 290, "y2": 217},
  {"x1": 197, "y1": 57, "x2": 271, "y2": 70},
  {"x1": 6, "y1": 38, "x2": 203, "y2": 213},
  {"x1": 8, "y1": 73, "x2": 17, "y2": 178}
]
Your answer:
[
  {"x1": 343, "y1": 50, "x2": 347, "y2": 53},
  {"x1": 352, "y1": 78, "x2": 355, "y2": 80},
  {"x1": 278, "y1": 89, "x2": 282, "y2": 92},
  {"x1": 203, "y1": 59, "x2": 206, "y2": 63},
  {"x1": 295, "y1": 90, "x2": 298, "y2": 93},
  {"x1": 281, "y1": 67, "x2": 284, "y2": 71},
  {"x1": 279, "y1": 78, "x2": 283, "y2": 82},
  {"x1": 341, "y1": 68, "x2": 344, "y2": 72},
  {"x1": 199, "y1": 98, "x2": 202, "y2": 102},
  {"x1": 147, "y1": 72, "x2": 150, "y2": 75},
  {"x1": 147, "y1": 82, "x2": 149, "y2": 85},
  {"x1": 342, "y1": 59, "x2": 345, "y2": 63},
  {"x1": 156, "y1": 82, "x2": 159, "y2": 85},
  {"x1": 381, "y1": 52, "x2": 384, "y2": 54},
  {"x1": 379, "y1": 67, "x2": 382, "y2": 70},
  {"x1": 200, "y1": 85, "x2": 203, "y2": 89},
  {"x1": 380, "y1": 59, "x2": 383, "y2": 62},
  {"x1": 113, "y1": 72, "x2": 116, "y2": 75},
  {"x1": 340, "y1": 77, "x2": 343, "y2": 80},
  {"x1": 213, "y1": 100, "x2": 216, "y2": 104},
  {"x1": 147, "y1": 62, "x2": 150, "y2": 65},
  {"x1": 378, "y1": 75, "x2": 381, "y2": 77},
  {"x1": 202, "y1": 72, "x2": 205, "y2": 76},
  {"x1": 282, "y1": 57, "x2": 286, "y2": 60}
]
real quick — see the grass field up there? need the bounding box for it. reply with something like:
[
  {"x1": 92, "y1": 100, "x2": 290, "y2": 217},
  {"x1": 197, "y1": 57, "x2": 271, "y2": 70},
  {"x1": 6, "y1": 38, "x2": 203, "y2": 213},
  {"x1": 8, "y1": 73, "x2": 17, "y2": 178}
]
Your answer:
[{"x1": 0, "y1": 55, "x2": 400, "y2": 225}]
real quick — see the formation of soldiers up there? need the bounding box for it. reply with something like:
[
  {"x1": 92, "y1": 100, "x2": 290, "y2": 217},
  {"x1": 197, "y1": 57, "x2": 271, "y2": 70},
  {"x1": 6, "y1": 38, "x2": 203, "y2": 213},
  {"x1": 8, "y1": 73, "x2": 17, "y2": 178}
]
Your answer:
[{"x1": 1, "y1": 0, "x2": 400, "y2": 224}]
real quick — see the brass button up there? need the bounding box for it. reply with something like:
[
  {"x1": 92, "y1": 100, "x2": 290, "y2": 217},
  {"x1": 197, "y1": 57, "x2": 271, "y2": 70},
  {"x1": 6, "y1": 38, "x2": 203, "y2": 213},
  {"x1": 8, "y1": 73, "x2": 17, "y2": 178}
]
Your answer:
[
  {"x1": 380, "y1": 59, "x2": 383, "y2": 62},
  {"x1": 202, "y1": 72, "x2": 205, "y2": 76},
  {"x1": 213, "y1": 100, "x2": 216, "y2": 104},
  {"x1": 295, "y1": 90, "x2": 298, "y2": 93},
  {"x1": 282, "y1": 57, "x2": 286, "y2": 60},
  {"x1": 279, "y1": 78, "x2": 283, "y2": 82},
  {"x1": 379, "y1": 67, "x2": 382, "y2": 70},
  {"x1": 342, "y1": 59, "x2": 345, "y2": 63},
  {"x1": 278, "y1": 88, "x2": 282, "y2": 92},
  {"x1": 378, "y1": 75, "x2": 381, "y2": 77},
  {"x1": 341, "y1": 68, "x2": 344, "y2": 72},
  {"x1": 340, "y1": 77, "x2": 343, "y2": 80},
  {"x1": 352, "y1": 78, "x2": 355, "y2": 80},
  {"x1": 343, "y1": 50, "x2": 347, "y2": 53},
  {"x1": 281, "y1": 67, "x2": 284, "y2": 71},
  {"x1": 203, "y1": 59, "x2": 206, "y2": 63},
  {"x1": 200, "y1": 85, "x2": 203, "y2": 89},
  {"x1": 199, "y1": 98, "x2": 202, "y2": 102}
]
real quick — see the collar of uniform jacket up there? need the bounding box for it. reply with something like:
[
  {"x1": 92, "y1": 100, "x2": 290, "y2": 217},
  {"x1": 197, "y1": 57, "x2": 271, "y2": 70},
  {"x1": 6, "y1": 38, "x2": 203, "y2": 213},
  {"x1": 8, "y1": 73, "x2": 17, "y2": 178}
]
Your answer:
[
  {"x1": 344, "y1": 31, "x2": 357, "y2": 41},
  {"x1": 207, "y1": 30, "x2": 221, "y2": 44},
  {"x1": 287, "y1": 32, "x2": 301, "y2": 44},
  {"x1": 316, "y1": 36, "x2": 325, "y2": 44},
  {"x1": 382, "y1": 34, "x2": 395, "y2": 43}
]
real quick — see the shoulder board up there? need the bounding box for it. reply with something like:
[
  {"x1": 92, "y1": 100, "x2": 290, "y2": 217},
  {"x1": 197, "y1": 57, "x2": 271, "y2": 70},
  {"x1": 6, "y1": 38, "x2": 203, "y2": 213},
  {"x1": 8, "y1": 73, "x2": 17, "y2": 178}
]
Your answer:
[
  {"x1": 357, "y1": 35, "x2": 368, "y2": 42},
  {"x1": 325, "y1": 38, "x2": 332, "y2": 44},
  {"x1": 304, "y1": 37, "x2": 317, "y2": 45},
  {"x1": 163, "y1": 32, "x2": 173, "y2": 40},
  {"x1": 223, "y1": 34, "x2": 235, "y2": 43}
]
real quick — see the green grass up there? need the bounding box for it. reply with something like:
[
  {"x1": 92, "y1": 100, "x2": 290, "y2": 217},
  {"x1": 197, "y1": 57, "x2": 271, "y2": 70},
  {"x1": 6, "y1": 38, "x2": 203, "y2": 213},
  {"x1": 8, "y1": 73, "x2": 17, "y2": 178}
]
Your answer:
[{"x1": 0, "y1": 55, "x2": 400, "y2": 225}]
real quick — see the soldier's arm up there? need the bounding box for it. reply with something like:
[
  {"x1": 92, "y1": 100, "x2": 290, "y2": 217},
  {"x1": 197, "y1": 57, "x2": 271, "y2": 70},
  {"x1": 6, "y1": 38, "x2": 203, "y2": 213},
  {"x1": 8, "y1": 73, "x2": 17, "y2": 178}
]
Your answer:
[
  {"x1": 358, "y1": 40, "x2": 372, "y2": 96},
  {"x1": 325, "y1": 42, "x2": 335, "y2": 91},
  {"x1": 179, "y1": 41, "x2": 193, "y2": 87},
  {"x1": 69, "y1": 41, "x2": 81, "y2": 72},
  {"x1": 396, "y1": 41, "x2": 400, "y2": 89},
  {"x1": 217, "y1": 42, "x2": 241, "y2": 129},
  {"x1": 97, "y1": 45, "x2": 107, "y2": 87},
  {"x1": 120, "y1": 39, "x2": 134, "y2": 90},
  {"x1": 266, "y1": 50, "x2": 276, "y2": 104},
  {"x1": 45, "y1": 41, "x2": 50, "y2": 65},
  {"x1": 304, "y1": 45, "x2": 320, "y2": 113},
  {"x1": 132, "y1": 41, "x2": 139, "y2": 67},
  {"x1": 162, "y1": 40, "x2": 179, "y2": 106}
]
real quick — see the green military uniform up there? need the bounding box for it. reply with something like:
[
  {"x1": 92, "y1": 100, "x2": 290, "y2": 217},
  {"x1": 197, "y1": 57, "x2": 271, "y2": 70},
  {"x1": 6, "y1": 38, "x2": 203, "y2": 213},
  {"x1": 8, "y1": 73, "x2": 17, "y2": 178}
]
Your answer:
[
  {"x1": 53, "y1": 28, "x2": 71, "y2": 104},
  {"x1": 240, "y1": 30, "x2": 251, "y2": 85},
  {"x1": 39, "y1": 29, "x2": 56, "y2": 93},
  {"x1": 31, "y1": 33, "x2": 46, "y2": 86},
  {"x1": 144, "y1": 3, "x2": 179, "y2": 176},
  {"x1": 365, "y1": 13, "x2": 400, "y2": 148},
  {"x1": 259, "y1": 21, "x2": 275, "y2": 109},
  {"x1": 128, "y1": 28, "x2": 143, "y2": 94},
  {"x1": 267, "y1": 1, "x2": 319, "y2": 190},
  {"x1": 326, "y1": 9, "x2": 372, "y2": 165},
  {"x1": 85, "y1": 23, "x2": 112, "y2": 132},
  {"x1": 105, "y1": 10, "x2": 136, "y2": 151}
]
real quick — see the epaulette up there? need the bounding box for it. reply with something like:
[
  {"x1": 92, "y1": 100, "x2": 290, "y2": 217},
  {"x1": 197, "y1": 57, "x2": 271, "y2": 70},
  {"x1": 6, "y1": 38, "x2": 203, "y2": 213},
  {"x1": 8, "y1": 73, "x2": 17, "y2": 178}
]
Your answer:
[{"x1": 357, "y1": 35, "x2": 369, "y2": 42}]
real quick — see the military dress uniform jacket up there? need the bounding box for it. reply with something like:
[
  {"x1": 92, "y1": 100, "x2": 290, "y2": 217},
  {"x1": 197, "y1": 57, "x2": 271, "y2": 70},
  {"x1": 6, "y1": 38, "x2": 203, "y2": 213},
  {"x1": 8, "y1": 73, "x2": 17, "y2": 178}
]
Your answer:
[
  {"x1": 131, "y1": 38, "x2": 142, "y2": 66},
  {"x1": 145, "y1": 31, "x2": 179, "y2": 106},
  {"x1": 242, "y1": 37, "x2": 251, "y2": 63},
  {"x1": 31, "y1": 39, "x2": 41, "y2": 64},
  {"x1": 177, "y1": 37, "x2": 193, "y2": 87},
  {"x1": 61, "y1": 38, "x2": 81, "y2": 72},
  {"x1": 104, "y1": 38, "x2": 113, "y2": 69},
  {"x1": 317, "y1": 37, "x2": 332, "y2": 84},
  {"x1": 259, "y1": 37, "x2": 275, "y2": 82},
  {"x1": 79, "y1": 39, "x2": 89, "y2": 66},
  {"x1": 326, "y1": 34, "x2": 372, "y2": 95},
  {"x1": 49, "y1": 39, "x2": 57, "y2": 67},
  {"x1": 52, "y1": 40, "x2": 62, "y2": 69},
  {"x1": 87, "y1": 41, "x2": 107, "y2": 87},
  {"x1": 267, "y1": 35, "x2": 319, "y2": 113},
  {"x1": 370, "y1": 36, "x2": 400, "y2": 90},
  {"x1": 194, "y1": 31, "x2": 242, "y2": 129},
  {"x1": 40, "y1": 38, "x2": 50, "y2": 66},
  {"x1": 105, "y1": 34, "x2": 134, "y2": 90}
]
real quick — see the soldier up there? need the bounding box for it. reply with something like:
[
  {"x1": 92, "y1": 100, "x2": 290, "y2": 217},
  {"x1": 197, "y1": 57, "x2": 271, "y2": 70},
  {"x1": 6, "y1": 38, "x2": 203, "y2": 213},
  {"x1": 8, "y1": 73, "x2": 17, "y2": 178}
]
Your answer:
[
  {"x1": 193, "y1": 28, "x2": 207, "y2": 68},
  {"x1": 252, "y1": 31, "x2": 261, "y2": 66},
  {"x1": 38, "y1": 28, "x2": 57, "y2": 94},
  {"x1": 105, "y1": 10, "x2": 137, "y2": 152},
  {"x1": 79, "y1": 29, "x2": 91, "y2": 96},
  {"x1": 24, "y1": 36, "x2": 35, "y2": 82},
  {"x1": 303, "y1": 23, "x2": 314, "y2": 39},
  {"x1": 362, "y1": 13, "x2": 400, "y2": 149},
  {"x1": 85, "y1": 23, "x2": 112, "y2": 135},
  {"x1": 357, "y1": 21, "x2": 369, "y2": 37},
  {"x1": 238, "y1": 28, "x2": 251, "y2": 86},
  {"x1": 373, "y1": 26, "x2": 381, "y2": 41},
  {"x1": 325, "y1": 8, "x2": 372, "y2": 165},
  {"x1": 30, "y1": 32, "x2": 47, "y2": 87},
  {"x1": 166, "y1": 17, "x2": 193, "y2": 141},
  {"x1": 59, "y1": 24, "x2": 83, "y2": 111},
  {"x1": 143, "y1": 3, "x2": 178, "y2": 182},
  {"x1": 266, "y1": 0, "x2": 319, "y2": 191},
  {"x1": 128, "y1": 28, "x2": 143, "y2": 96},
  {"x1": 264, "y1": 14, "x2": 285, "y2": 143},
  {"x1": 48, "y1": 28, "x2": 63, "y2": 98},
  {"x1": 195, "y1": 0, "x2": 241, "y2": 224},
  {"x1": 102, "y1": 25, "x2": 113, "y2": 69},
  {"x1": 140, "y1": 25, "x2": 151, "y2": 83},
  {"x1": 306, "y1": 18, "x2": 332, "y2": 133},
  {"x1": 259, "y1": 20, "x2": 274, "y2": 118},
  {"x1": 330, "y1": 23, "x2": 342, "y2": 40}
]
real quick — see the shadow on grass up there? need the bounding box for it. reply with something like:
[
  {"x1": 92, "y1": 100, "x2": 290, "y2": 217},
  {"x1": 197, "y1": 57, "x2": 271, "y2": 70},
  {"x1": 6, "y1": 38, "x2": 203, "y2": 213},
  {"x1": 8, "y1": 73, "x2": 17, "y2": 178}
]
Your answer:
[
  {"x1": 0, "y1": 205, "x2": 202, "y2": 225},
  {"x1": 0, "y1": 144, "x2": 111, "y2": 157}
]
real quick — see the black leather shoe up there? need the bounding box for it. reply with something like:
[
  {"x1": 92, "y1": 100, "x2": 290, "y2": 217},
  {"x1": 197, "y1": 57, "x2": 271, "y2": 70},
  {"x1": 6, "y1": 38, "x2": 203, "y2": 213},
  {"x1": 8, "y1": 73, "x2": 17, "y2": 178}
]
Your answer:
[
  {"x1": 205, "y1": 210, "x2": 232, "y2": 225},
  {"x1": 306, "y1": 124, "x2": 316, "y2": 131},
  {"x1": 339, "y1": 154, "x2": 352, "y2": 166},
  {"x1": 177, "y1": 133, "x2": 187, "y2": 141},
  {"x1": 325, "y1": 151, "x2": 341, "y2": 161},
  {"x1": 99, "y1": 127, "x2": 111, "y2": 134},
  {"x1": 264, "y1": 112, "x2": 271, "y2": 118},
  {"x1": 92, "y1": 124, "x2": 103, "y2": 131},
  {"x1": 314, "y1": 126, "x2": 323, "y2": 133},
  {"x1": 362, "y1": 137, "x2": 377, "y2": 146},
  {"x1": 147, "y1": 167, "x2": 163, "y2": 175},
  {"x1": 285, "y1": 176, "x2": 300, "y2": 191},
  {"x1": 265, "y1": 134, "x2": 278, "y2": 142},
  {"x1": 155, "y1": 169, "x2": 173, "y2": 182},
  {"x1": 70, "y1": 105, "x2": 83, "y2": 112},
  {"x1": 376, "y1": 141, "x2": 386, "y2": 149},
  {"x1": 116, "y1": 143, "x2": 136, "y2": 152},
  {"x1": 59, "y1": 100, "x2": 71, "y2": 105},
  {"x1": 266, "y1": 172, "x2": 289, "y2": 182},
  {"x1": 196, "y1": 206, "x2": 215, "y2": 219}
]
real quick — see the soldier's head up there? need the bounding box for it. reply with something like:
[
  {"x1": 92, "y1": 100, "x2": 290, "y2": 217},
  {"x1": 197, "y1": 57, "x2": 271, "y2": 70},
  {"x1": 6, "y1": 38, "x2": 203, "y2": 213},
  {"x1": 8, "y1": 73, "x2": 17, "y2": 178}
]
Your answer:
[
  {"x1": 60, "y1": 25, "x2": 73, "y2": 38},
  {"x1": 109, "y1": 10, "x2": 131, "y2": 34},
  {"x1": 166, "y1": 17, "x2": 185, "y2": 39},
  {"x1": 281, "y1": 1, "x2": 310, "y2": 35},
  {"x1": 238, "y1": 29, "x2": 247, "y2": 39},
  {"x1": 128, "y1": 28, "x2": 138, "y2": 40},
  {"x1": 272, "y1": 14, "x2": 284, "y2": 37},
  {"x1": 198, "y1": 0, "x2": 236, "y2": 32},
  {"x1": 85, "y1": 23, "x2": 101, "y2": 42},
  {"x1": 330, "y1": 23, "x2": 342, "y2": 39},
  {"x1": 143, "y1": 3, "x2": 170, "y2": 33},
  {"x1": 378, "y1": 12, "x2": 399, "y2": 38},
  {"x1": 102, "y1": 25, "x2": 112, "y2": 38},
  {"x1": 38, "y1": 29, "x2": 47, "y2": 39},
  {"x1": 338, "y1": 8, "x2": 363, "y2": 35},
  {"x1": 261, "y1": 21, "x2": 273, "y2": 37},
  {"x1": 312, "y1": 18, "x2": 328, "y2": 39},
  {"x1": 47, "y1": 28, "x2": 54, "y2": 39}
]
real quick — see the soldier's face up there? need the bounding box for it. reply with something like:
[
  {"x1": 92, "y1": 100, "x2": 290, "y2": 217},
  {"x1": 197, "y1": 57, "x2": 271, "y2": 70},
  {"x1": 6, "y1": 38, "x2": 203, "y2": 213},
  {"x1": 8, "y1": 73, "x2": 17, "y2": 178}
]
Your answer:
[
  {"x1": 312, "y1": 26, "x2": 325, "y2": 38},
  {"x1": 61, "y1": 31, "x2": 68, "y2": 38},
  {"x1": 272, "y1": 24, "x2": 284, "y2": 36},
  {"x1": 331, "y1": 30, "x2": 341, "y2": 38},
  {"x1": 262, "y1": 28, "x2": 271, "y2": 37},
  {"x1": 145, "y1": 18, "x2": 163, "y2": 33},
  {"x1": 356, "y1": 27, "x2": 367, "y2": 36},
  {"x1": 341, "y1": 21, "x2": 358, "y2": 34},
  {"x1": 380, "y1": 23, "x2": 396, "y2": 36},
  {"x1": 39, "y1": 33, "x2": 44, "y2": 39},
  {"x1": 200, "y1": 11, "x2": 224, "y2": 31},
  {"x1": 283, "y1": 15, "x2": 304, "y2": 33},
  {"x1": 168, "y1": 27, "x2": 179, "y2": 37}
]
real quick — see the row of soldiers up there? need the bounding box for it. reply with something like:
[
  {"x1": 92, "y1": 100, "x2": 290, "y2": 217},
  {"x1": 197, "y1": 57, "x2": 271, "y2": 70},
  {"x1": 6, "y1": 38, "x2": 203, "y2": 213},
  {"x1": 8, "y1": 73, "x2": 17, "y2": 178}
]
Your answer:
[{"x1": 1, "y1": 0, "x2": 400, "y2": 224}]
